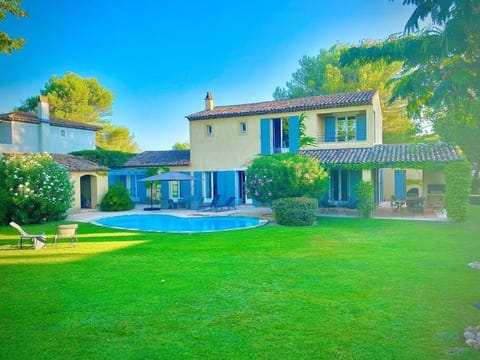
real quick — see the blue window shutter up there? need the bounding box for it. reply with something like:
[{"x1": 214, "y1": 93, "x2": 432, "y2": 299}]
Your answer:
[
  {"x1": 217, "y1": 171, "x2": 236, "y2": 202},
  {"x1": 194, "y1": 172, "x2": 202, "y2": 198},
  {"x1": 288, "y1": 115, "x2": 299, "y2": 153},
  {"x1": 357, "y1": 114, "x2": 366, "y2": 141},
  {"x1": 348, "y1": 171, "x2": 362, "y2": 204},
  {"x1": 325, "y1": 116, "x2": 336, "y2": 142},
  {"x1": 161, "y1": 182, "x2": 169, "y2": 201},
  {"x1": 260, "y1": 118, "x2": 271, "y2": 154}
]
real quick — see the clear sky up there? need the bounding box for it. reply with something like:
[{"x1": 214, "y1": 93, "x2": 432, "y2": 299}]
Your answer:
[{"x1": 0, "y1": 0, "x2": 415, "y2": 151}]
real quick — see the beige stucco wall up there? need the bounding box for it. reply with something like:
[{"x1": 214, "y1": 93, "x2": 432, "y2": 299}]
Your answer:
[
  {"x1": 69, "y1": 171, "x2": 108, "y2": 210},
  {"x1": 189, "y1": 98, "x2": 381, "y2": 171}
]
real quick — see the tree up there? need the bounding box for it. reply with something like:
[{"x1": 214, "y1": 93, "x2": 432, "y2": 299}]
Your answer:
[
  {"x1": 341, "y1": 0, "x2": 480, "y2": 171},
  {"x1": 97, "y1": 124, "x2": 139, "y2": 153},
  {"x1": 274, "y1": 44, "x2": 416, "y2": 143},
  {"x1": 172, "y1": 142, "x2": 190, "y2": 150},
  {"x1": 0, "y1": 0, "x2": 28, "y2": 55},
  {"x1": 17, "y1": 72, "x2": 138, "y2": 152}
]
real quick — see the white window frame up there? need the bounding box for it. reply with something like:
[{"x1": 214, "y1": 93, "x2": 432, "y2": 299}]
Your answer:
[
  {"x1": 336, "y1": 115, "x2": 357, "y2": 142},
  {"x1": 206, "y1": 124, "x2": 213, "y2": 136},
  {"x1": 240, "y1": 121, "x2": 247, "y2": 134}
]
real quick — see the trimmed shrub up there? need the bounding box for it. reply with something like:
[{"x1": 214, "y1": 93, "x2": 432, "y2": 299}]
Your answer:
[
  {"x1": 272, "y1": 197, "x2": 318, "y2": 226},
  {"x1": 100, "y1": 183, "x2": 135, "y2": 211},
  {"x1": 445, "y1": 161, "x2": 472, "y2": 221},
  {"x1": 354, "y1": 181, "x2": 374, "y2": 218},
  {"x1": 2, "y1": 153, "x2": 74, "y2": 224}
]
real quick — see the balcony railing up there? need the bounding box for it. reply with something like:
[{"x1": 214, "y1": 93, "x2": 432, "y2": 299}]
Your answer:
[{"x1": 317, "y1": 130, "x2": 367, "y2": 143}]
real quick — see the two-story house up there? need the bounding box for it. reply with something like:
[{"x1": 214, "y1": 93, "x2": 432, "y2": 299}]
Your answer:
[
  {"x1": 0, "y1": 96, "x2": 109, "y2": 210},
  {"x1": 119, "y1": 90, "x2": 462, "y2": 213}
]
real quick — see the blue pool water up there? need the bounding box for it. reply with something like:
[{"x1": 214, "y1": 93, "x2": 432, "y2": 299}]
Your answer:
[{"x1": 94, "y1": 214, "x2": 265, "y2": 233}]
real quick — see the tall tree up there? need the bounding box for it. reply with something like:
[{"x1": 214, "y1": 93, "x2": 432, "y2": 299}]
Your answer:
[
  {"x1": 274, "y1": 44, "x2": 416, "y2": 143},
  {"x1": 0, "y1": 0, "x2": 27, "y2": 55},
  {"x1": 172, "y1": 142, "x2": 190, "y2": 150},
  {"x1": 17, "y1": 72, "x2": 138, "y2": 152},
  {"x1": 341, "y1": 0, "x2": 480, "y2": 169}
]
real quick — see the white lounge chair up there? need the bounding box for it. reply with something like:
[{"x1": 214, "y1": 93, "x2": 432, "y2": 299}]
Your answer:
[{"x1": 9, "y1": 221, "x2": 47, "y2": 249}]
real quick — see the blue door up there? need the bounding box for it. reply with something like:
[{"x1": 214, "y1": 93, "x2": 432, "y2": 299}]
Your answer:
[{"x1": 394, "y1": 170, "x2": 406, "y2": 199}]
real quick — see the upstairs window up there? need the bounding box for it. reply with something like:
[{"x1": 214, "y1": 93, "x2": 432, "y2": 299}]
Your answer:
[
  {"x1": 336, "y1": 116, "x2": 356, "y2": 142},
  {"x1": 206, "y1": 124, "x2": 213, "y2": 136},
  {"x1": 324, "y1": 114, "x2": 366, "y2": 142},
  {"x1": 273, "y1": 117, "x2": 289, "y2": 153},
  {"x1": 60, "y1": 129, "x2": 66, "y2": 137},
  {"x1": 240, "y1": 122, "x2": 247, "y2": 134}
]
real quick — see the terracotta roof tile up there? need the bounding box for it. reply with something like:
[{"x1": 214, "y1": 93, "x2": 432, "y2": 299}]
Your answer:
[
  {"x1": 0, "y1": 111, "x2": 102, "y2": 131},
  {"x1": 301, "y1": 143, "x2": 463, "y2": 165},
  {"x1": 123, "y1": 150, "x2": 190, "y2": 167},
  {"x1": 51, "y1": 153, "x2": 109, "y2": 171},
  {"x1": 186, "y1": 90, "x2": 377, "y2": 120}
]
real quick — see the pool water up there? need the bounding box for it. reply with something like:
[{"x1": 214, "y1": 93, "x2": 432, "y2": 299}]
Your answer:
[{"x1": 94, "y1": 214, "x2": 265, "y2": 233}]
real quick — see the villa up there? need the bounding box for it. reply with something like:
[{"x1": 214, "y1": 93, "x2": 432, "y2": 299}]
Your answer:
[{"x1": 117, "y1": 90, "x2": 463, "y2": 215}]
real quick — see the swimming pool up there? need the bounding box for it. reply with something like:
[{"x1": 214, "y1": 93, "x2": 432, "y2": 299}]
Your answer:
[{"x1": 94, "y1": 214, "x2": 266, "y2": 233}]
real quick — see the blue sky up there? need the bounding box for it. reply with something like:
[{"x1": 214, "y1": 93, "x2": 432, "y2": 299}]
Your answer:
[{"x1": 0, "y1": 0, "x2": 415, "y2": 151}]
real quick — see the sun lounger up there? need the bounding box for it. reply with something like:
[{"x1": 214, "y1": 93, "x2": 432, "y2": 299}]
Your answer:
[{"x1": 9, "y1": 221, "x2": 47, "y2": 249}]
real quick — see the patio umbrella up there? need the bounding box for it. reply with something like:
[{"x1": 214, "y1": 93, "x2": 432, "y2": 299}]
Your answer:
[{"x1": 139, "y1": 172, "x2": 196, "y2": 210}]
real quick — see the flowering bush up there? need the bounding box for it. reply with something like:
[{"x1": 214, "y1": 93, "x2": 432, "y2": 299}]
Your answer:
[
  {"x1": 2, "y1": 153, "x2": 74, "y2": 224},
  {"x1": 246, "y1": 153, "x2": 329, "y2": 204}
]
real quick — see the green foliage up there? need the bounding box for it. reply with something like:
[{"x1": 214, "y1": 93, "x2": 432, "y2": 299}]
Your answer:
[
  {"x1": 299, "y1": 113, "x2": 316, "y2": 148},
  {"x1": 69, "y1": 149, "x2": 136, "y2": 168},
  {"x1": 172, "y1": 142, "x2": 190, "y2": 150},
  {"x1": 444, "y1": 161, "x2": 471, "y2": 222},
  {"x1": 273, "y1": 43, "x2": 415, "y2": 142},
  {"x1": 0, "y1": 0, "x2": 28, "y2": 55},
  {"x1": 2, "y1": 153, "x2": 74, "y2": 224},
  {"x1": 100, "y1": 182, "x2": 135, "y2": 211},
  {"x1": 246, "y1": 153, "x2": 329, "y2": 204},
  {"x1": 354, "y1": 181, "x2": 374, "y2": 218},
  {"x1": 341, "y1": 0, "x2": 480, "y2": 169},
  {"x1": 272, "y1": 197, "x2": 317, "y2": 226},
  {"x1": 0, "y1": 160, "x2": 13, "y2": 224},
  {"x1": 16, "y1": 72, "x2": 138, "y2": 152}
]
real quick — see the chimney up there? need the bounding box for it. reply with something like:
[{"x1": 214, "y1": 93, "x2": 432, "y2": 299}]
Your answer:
[
  {"x1": 205, "y1": 92, "x2": 214, "y2": 111},
  {"x1": 38, "y1": 95, "x2": 50, "y2": 152},
  {"x1": 38, "y1": 95, "x2": 49, "y2": 122}
]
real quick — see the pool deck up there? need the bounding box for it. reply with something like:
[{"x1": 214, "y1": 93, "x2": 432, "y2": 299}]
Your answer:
[{"x1": 67, "y1": 204, "x2": 274, "y2": 224}]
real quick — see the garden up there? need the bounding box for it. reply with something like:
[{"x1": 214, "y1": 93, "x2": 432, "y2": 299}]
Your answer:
[{"x1": 1, "y1": 205, "x2": 479, "y2": 359}]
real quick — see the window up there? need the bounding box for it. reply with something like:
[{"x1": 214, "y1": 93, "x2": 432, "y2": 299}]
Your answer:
[
  {"x1": 240, "y1": 122, "x2": 247, "y2": 134},
  {"x1": 273, "y1": 117, "x2": 289, "y2": 153},
  {"x1": 206, "y1": 124, "x2": 213, "y2": 136},
  {"x1": 170, "y1": 181, "x2": 182, "y2": 198},
  {"x1": 60, "y1": 129, "x2": 66, "y2": 137},
  {"x1": 336, "y1": 116, "x2": 356, "y2": 142},
  {"x1": 204, "y1": 171, "x2": 217, "y2": 199}
]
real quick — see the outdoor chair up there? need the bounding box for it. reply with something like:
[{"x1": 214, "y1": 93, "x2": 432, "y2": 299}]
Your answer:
[
  {"x1": 9, "y1": 221, "x2": 47, "y2": 249},
  {"x1": 213, "y1": 196, "x2": 236, "y2": 212},
  {"x1": 199, "y1": 194, "x2": 221, "y2": 211},
  {"x1": 53, "y1": 224, "x2": 78, "y2": 247},
  {"x1": 390, "y1": 195, "x2": 403, "y2": 212}
]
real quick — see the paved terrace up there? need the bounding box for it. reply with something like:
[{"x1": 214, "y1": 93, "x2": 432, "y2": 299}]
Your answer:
[{"x1": 68, "y1": 202, "x2": 448, "y2": 224}]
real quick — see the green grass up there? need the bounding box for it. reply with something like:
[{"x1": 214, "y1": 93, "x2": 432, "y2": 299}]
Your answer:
[{"x1": 1, "y1": 207, "x2": 480, "y2": 359}]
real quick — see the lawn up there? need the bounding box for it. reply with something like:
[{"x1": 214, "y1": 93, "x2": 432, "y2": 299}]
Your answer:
[{"x1": 1, "y1": 207, "x2": 480, "y2": 359}]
